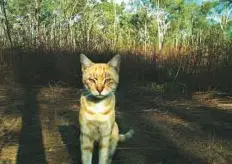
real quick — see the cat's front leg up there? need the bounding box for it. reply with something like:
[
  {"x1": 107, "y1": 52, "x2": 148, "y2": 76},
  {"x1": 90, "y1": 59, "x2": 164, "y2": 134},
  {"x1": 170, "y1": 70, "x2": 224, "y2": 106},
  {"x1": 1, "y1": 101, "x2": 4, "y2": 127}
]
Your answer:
[
  {"x1": 99, "y1": 136, "x2": 111, "y2": 164},
  {"x1": 80, "y1": 133, "x2": 94, "y2": 164}
]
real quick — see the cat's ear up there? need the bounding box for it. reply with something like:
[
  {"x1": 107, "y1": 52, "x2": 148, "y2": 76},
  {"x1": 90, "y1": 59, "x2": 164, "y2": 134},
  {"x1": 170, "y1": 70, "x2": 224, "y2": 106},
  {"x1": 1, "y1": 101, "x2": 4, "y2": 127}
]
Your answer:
[
  {"x1": 80, "y1": 54, "x2": 93, "y2": 71},
  {"x1": 107, "y1": 54, "x2": 121, "y2": 72}
]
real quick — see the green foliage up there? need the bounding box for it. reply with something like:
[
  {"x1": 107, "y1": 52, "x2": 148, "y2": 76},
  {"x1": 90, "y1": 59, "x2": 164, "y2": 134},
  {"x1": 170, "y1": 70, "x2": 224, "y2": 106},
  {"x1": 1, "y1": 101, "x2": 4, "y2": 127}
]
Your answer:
[{"x1": 0, "y1": 0, "x2": 231, "y2": 53}]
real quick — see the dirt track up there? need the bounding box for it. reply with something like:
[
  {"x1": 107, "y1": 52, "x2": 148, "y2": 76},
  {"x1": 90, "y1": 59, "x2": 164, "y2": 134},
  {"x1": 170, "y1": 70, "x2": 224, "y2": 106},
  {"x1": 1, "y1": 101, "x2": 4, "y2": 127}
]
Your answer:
[{"x1": 1, "y1": 82, "x2": 232, "y2": 164}]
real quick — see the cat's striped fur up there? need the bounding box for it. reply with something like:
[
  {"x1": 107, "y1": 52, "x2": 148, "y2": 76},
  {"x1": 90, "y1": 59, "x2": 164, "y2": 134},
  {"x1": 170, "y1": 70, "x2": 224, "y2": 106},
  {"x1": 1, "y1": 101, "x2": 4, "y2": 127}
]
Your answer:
[{"x1": 79, "y1": 54, "x2": 134, "y2": 164}]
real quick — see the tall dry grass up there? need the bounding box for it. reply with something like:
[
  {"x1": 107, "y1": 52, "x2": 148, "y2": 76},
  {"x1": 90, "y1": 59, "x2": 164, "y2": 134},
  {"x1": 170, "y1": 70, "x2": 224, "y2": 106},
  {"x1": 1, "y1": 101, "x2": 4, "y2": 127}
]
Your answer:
[{"x1": 0, "y1": 44, "x2": 232, "y2": 93}]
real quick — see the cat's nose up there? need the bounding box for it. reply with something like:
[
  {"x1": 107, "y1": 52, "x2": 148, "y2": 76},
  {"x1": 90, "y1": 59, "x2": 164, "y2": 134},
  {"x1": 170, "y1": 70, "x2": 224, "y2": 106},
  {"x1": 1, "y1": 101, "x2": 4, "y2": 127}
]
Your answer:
[{"x1": 96, "y1": 86, "x2": 104, "y2": 93}]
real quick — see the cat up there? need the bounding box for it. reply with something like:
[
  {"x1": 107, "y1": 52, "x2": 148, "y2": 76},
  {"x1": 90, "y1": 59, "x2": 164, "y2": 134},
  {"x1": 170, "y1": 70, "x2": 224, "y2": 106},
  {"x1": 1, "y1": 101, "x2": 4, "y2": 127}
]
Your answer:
[{"x1": 79, "y1": 54, "x2": 134, "y2": 164}]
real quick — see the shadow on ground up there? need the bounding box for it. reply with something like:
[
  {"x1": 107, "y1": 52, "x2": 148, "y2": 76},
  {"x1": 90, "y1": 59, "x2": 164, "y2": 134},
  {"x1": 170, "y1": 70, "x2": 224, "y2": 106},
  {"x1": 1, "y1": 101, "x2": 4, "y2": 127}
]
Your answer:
[
  {"x1": 16, "y1": 86, "x2": 47, "y2": 164},
  {"x1": 1, "y1": 49, "x2": 232, "y2": 164}
]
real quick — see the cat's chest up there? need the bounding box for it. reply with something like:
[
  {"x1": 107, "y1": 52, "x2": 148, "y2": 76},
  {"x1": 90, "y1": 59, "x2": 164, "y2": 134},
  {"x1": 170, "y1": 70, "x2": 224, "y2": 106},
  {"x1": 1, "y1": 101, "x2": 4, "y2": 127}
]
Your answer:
[
  {"x1": 89, "y1": 102, "x2": 109, "y2": 113},
  {"x1": 80, "y1": 95, "x2": 115, "y2": 122},
  {"x1": 84, "y1": 102, "x2": 115, "y2": 123}
]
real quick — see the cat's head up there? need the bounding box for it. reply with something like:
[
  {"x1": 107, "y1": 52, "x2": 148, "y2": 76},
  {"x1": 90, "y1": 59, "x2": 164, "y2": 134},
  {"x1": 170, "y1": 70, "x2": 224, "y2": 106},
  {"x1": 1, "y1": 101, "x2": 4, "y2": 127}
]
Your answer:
[{"x1": 80, "y1": 54, "x2": 120, "y2": 98}]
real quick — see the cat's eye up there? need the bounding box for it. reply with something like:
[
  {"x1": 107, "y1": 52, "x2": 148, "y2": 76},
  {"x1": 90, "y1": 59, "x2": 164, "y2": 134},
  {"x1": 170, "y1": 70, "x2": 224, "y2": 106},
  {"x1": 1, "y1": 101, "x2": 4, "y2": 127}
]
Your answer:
[
  {"x1": 104, "y1": 78, "x2": 112, "y2": 83},
  {"x1": 88, "y1": 78, "x2": 95, "y2": 83}
]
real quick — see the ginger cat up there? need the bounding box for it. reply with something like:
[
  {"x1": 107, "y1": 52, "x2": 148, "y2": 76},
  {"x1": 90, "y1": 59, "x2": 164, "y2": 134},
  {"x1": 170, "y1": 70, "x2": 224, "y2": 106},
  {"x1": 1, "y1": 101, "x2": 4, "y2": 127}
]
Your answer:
[{"x1": 79, "y1": 54, "x2": 134, "y2": 164}]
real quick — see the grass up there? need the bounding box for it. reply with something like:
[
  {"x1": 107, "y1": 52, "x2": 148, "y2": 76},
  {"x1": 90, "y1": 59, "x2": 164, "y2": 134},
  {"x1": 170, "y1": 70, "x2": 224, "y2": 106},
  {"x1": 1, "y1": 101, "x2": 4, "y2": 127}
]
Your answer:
[{"x1": 0, "y1": 49, "x2": 232, "y2": 164}]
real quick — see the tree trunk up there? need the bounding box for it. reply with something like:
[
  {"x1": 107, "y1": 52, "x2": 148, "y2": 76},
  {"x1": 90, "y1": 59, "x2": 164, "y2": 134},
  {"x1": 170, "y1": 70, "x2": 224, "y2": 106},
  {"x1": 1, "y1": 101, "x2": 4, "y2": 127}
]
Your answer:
[
  {"x1": 113, "y1": 2, "x2": 117, "y2": 50},
  {"x1": 35, "y1": 0, "x2": 42, "y2": 47},
  {"x1": 0, "y1": 0, "x2": 12, "y2": 47},
  {"x1": 144, "y1": 20, "x2": 147, "y2": 54},
  {"x1": 157, "y1": 22, "x2": 161, "y2": 51}
]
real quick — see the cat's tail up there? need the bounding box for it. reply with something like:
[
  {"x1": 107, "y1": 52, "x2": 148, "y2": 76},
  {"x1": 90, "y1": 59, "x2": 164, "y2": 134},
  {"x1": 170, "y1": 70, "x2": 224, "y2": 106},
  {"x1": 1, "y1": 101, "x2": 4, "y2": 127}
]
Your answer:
[{"x1": 119, "y1": 129, "x2": 134, "y2": 142}]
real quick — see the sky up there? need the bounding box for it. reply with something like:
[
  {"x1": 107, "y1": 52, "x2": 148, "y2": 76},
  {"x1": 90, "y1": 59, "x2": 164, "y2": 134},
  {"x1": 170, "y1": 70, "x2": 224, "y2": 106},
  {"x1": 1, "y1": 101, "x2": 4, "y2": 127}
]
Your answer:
[
  {"x1": 115, "y1": 0, "x2": 130, "y2": 4},
  {"x1": 114, "y1": 0, "x2": 216, "y2": 5}
]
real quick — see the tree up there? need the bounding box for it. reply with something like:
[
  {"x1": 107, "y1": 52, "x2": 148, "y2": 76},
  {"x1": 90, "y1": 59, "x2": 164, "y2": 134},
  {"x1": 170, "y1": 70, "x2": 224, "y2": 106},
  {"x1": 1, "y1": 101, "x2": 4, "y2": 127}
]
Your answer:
[{"x1": 0, "y1": 0, "x2": 12, "y2": 47}]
